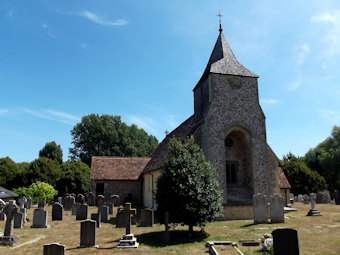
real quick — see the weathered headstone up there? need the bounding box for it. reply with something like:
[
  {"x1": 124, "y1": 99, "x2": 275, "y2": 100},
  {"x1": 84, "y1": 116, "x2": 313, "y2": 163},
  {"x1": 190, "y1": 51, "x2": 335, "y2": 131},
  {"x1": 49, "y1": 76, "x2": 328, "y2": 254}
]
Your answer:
[
  {"x1": 76, "y1": 194, "x2": 85, "y2": 204},
  {"x1": 322, "y1": 190, "x2": 331, "y2": 204},
  {"x1": 303, "y1": 194, "x2": 310, "y2": 204},
  {"x1": 289, "y1": 193, "x2": 294, "y2": 204},
  {"x1": 253, "y1": 193, "x2": 268, "y2": 224},
  {"x1": 87, "y1": 192, "x2": 95, "y2": 206},
  {"x1": 294, "y1": 196, "x2": 298, "y2": 202},
  {"x1": 78, "y1": 220, "x2": 98, "y2": 248},
  {"x1": 316, "y1": 192, "x2": 323, "y2": 203},
  {"x1": 112, "y1": 195, "x2": 120, "y2": 207},
  {"x1": 297, "y1": 194, "x2": 303, "y2": 203},
  {"x1": 52, "y1": 202, "x2": 63, "y2": 221},
  {"x1": 31, "y1": 208, "x2": 49, "y2": 228},
  {"x1": 96, "y1": 195, "x2": 105, "y2": 207},
  {"x1": 0, "y1": 200, "x2": 19, "y2": 246},
  {"x1": 43, "y1": 242, "x2": 66, "y2": 255},
  {"x1": 91, "y1": 213, "x2": 101, "y2": 228},
  {"x1": 98, "y1": 205, "x2": 109, "y2": 223},
  {"x1": 270, "y1": 194, "x2": 284, "y2": 223},
  {"x1": 18, "y1": 196, "x2": 26, "y2": 209},
  {"x1": 117, "y1": 203, "x2": 139, "y2": 248},
  {"x1": 13, "y1": 212, "x2": 24, "y2": 229},
  {"x1": 70, "y1": 193, "x2": 76, "y2": 198},
  {"x1": 38, "y1": 200, "x2": 46, "y2": 209},
  {"x1": 307, "y1": 193, "x2": 322, "y2": 216},
  {"x1": 72, "y1": 203, "x2": 77, "y2": 215},
  {"x1": 141, "y1": 208, "x2": 153, "y2": 227},
  {"x1": 272, "y1": 228, "x2": 299, "y2": 255},
  {"x1": 25, "y1": 197, "x2": 32, "y2": 209},
  {"x1": 76, "y1": 204, "x2": 88, "y2": 220},
  {"x1": 64, "y1": 196, "x2": 75, "y2": 211},
  {"x1": 107, "y1": 203, "x2": 114, "y2": 214},
  {"x1": 335, "y1": 190, "x2": 340, "y2": 205}
]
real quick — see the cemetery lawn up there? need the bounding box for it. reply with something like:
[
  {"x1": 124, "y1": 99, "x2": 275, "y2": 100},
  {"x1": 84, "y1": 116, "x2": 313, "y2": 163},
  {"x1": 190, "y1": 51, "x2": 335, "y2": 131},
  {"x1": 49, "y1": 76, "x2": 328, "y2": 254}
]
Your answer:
[{"x1": 0, "y1": 203, "x2": 339, "y2": 255}]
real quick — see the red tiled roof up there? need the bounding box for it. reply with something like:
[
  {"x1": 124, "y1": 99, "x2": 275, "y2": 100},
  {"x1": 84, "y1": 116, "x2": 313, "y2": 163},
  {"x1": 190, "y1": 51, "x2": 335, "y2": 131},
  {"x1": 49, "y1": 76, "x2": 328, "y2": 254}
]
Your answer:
[
  {"x1": 91, "y1": 156, "x2": 150, "y2": 181},
  {"x1": 279, "y1": 167, "x2": 291, "y2": 189}
]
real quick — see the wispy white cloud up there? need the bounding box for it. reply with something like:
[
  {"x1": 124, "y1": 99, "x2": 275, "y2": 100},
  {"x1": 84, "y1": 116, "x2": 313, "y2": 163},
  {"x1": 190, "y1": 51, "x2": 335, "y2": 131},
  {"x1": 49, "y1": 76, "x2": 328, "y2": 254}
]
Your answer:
[
  {"x1": 319, "y1": 109, "x2": 340, "y2": 122},
  {"x1": 0, "y1": 109, "x2": 9, "y2": 115},
  {"x1": 78, "y1": 11, "x2": 128, "y2": 26},
  {"x1": 47, "y1": 32, "x2": 57, "y2": 39},
  {"x1": 19, "y1": 108, "x2": 79, "y2": 125},
  {"x1": 297, "y1": 44, "x2": 310, "y2": 66},
  {"x1": 262, "y1": 99, "x2": 280, "y2": 105},
  {"x1": 287, "y1": 80, "x2": 301, "y2": 91},
  {"x1": 126, "y1": 115, "x2": 157, "y2": 133}
]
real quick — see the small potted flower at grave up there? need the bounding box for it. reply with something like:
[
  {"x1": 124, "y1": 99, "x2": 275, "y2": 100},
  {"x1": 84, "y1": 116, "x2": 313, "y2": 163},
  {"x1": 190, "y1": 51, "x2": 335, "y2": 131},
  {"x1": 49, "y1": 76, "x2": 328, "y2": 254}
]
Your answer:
[{"x1": 260, "y1": 233, "x2": 273, "y2": 253}]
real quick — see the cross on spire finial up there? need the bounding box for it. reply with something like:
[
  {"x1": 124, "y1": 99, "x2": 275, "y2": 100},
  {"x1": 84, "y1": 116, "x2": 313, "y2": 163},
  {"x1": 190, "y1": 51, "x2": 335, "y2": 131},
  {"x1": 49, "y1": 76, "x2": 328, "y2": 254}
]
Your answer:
[{"x1": 217, "y1": 11, "x2": 223, "y2": 34}]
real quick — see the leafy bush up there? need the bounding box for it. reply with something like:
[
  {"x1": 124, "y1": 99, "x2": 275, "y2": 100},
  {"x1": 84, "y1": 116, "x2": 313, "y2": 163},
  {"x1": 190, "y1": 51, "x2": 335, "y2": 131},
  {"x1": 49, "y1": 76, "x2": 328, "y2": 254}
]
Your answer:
[{"x1": 13, "y1": 181, "x2": 58, "y2": 204}]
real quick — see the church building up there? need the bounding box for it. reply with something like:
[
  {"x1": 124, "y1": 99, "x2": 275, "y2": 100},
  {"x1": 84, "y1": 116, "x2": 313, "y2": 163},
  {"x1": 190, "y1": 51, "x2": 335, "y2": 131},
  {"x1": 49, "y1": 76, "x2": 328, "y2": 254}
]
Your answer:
[{"x1": 90, "y1": 22, "x2": 290, "y2": 220}]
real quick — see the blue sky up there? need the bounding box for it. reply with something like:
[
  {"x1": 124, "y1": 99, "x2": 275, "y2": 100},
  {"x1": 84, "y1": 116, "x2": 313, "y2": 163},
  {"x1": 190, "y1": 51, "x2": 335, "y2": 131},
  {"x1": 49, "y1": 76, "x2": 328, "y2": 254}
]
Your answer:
[{"x1": 1, "y1": 0, "x2": 340, "y2": 163}]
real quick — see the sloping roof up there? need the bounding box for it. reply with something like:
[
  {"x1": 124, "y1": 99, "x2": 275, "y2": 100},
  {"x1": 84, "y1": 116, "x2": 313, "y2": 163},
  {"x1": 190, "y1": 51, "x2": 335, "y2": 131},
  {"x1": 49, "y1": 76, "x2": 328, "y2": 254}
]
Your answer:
[
  {"x1": 279, "y1": 167, "x2": 291, "y2": 189},
  {"x1": 142, "y1": 115, "x2": 199, "y2": 174},
  {"x1": 194, "y1": 32, "x2": 258, "y2": 90},
  {"x1": 0, "y1": 186, "x2": 19, "y2": 199},
  {"x1": 91, "y1": 156, "x2": 150, "y2": 181}
]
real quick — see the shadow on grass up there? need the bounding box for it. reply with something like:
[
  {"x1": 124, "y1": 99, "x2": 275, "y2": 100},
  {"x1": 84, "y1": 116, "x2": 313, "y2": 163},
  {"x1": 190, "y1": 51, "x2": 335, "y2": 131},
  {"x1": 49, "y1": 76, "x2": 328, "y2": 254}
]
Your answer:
[
  {"x1": 134, "y1": 230, "x2": 208, "y2": 247},
  {"x1": 240, "y1": 223, "x2": 257, "y2": 228}
]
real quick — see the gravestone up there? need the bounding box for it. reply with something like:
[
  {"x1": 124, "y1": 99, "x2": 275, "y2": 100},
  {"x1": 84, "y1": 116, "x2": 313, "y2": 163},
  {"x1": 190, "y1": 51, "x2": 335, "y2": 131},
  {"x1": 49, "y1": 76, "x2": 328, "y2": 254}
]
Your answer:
[
  {"x1": 38, "y1": 200, "x2": 46, "y2": 209},
  {"x1": 303, "y1": 194, "x2": 310, "y2": 204},
  {"x1": 76, "y1": 204, "x2": 88, "y2": 220},
  {"x1": 335, "y1": 190, "x2": 340, "y2": 205},
  {"x1": 117, "y1": 203, "x2": 139, "y2": 248},
  {"x1": 91, "y1": 213, "x2": 101, "y2": 228},
  {"x1": 76, "y1": 194, "x2": 85, "y2": 204},
  {"x1": 64, "y1": 196, "x2": 75, "y2": 211},
  {"x1": 0, "y1": 212, "x2": 5, "y2": 221},
  {"x1": 20, "y1": 207, "x2": 27, "y2": 222},
  {"x1": 112, "y1": 195, "x2": 120, "y2": 207},
  {"x1": 78, "y1": 220, "x2": 98, "y2": 248},
  {"x1": 322, "y1": 190, "x2": 331, "y2": 204},
  {"x1": 43, "y1": 242, "x2": 66, "y2": 255},
  {"x1": 13, "y1": 212, "x2": 24, "y2": 229},
  {"x1": 294, "y1": 196, "x2": 298, "y2": 202},
  {"x1": 270, "y1": 194, "x2": 284, "y2": 223},
  {"x1": 70, "y1": 193, "x2": 76, "y2": 198},
  {"x1": 96, "y1": 195, "x2": 105, "y2": 207},
  {"x1": 31, "y1": 208, "x2": 49, "y2": 228},
  {"x1": 316, "y1": 192, "x2": 323, "y2": 203},
  {"x1": 18, "y1": 196, "x2": 26, "y2": 209},
  {"x1": 72, "y1": 203, "x2": 77, "y2": 215},
  {"x1": 52, "y1": 202, "x2": 63, "y2": 221},
  {"x1": 290, "y1": 193, "x2": 294, "y2": 204},
  {"x1": 107, "y1": 203, "x2": 114, "y2": 214},
  {"x1": 57, "y1": 197, "x2": 62, "y2": 204},
  {"x1": 272, "y1": 228, "x2": 299, "y2": 255},
  {"x1": 0, "y1": 200, "x2": 19, "y2": 246},
  {"x1": 253, "y1": 194, "x2": 268, "y2": 224},
  {"x1": 297, "y1": 194, "x2": 303, "y2": 202},
  {"x1": 307, "y1": 193, "x2": 322, "y2": 216},
  {"x1": 141, "y1": 208, "x2": 154, "y2": 227},
  {"x1": 116, "y1": 207, "x2": 128, "y2": 227},
  {"x1": 87, "y1": 192, "x2": 95, "y2": 206},
  {"x1": 98, "y1": 205, "x2": 109, "y2": 223},
  {"x1": 25, "y1": 197, "x2": 32, "y2": 209}
]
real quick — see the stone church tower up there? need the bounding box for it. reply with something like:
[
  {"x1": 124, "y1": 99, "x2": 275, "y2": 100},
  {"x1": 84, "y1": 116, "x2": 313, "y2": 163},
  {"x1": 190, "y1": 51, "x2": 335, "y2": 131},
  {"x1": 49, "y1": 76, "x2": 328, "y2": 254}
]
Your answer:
[{"x1": 193, "y1": 27, "x2": 274, "y2": 211}]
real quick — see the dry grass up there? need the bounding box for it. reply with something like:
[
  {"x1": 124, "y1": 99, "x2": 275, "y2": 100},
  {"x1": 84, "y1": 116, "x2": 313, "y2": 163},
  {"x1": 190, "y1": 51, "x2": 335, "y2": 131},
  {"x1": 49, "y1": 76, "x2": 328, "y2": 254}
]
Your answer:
[{"x1": 0, "y1": 203, "x2": 339, "y2": 254}]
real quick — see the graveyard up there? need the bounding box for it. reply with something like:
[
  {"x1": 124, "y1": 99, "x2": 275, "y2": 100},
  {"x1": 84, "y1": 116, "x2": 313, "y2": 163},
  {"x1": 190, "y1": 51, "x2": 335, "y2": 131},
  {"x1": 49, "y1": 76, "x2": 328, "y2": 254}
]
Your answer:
[{"x1": 0, "y1": 201, "x2": 339, "y2": 254}]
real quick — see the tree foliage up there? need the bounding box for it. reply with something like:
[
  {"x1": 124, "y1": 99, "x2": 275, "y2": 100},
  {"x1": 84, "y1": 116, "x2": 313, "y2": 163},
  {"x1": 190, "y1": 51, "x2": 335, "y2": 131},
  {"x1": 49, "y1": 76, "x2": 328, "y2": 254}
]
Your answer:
[
  {"x1": 13, "y1": 181, "x2": 58, "y2": 204},
  {"x1": 26, "y1": 157, "x2": 61, "y2": 187},
  {"x1": 282, "y1": 154, "x2": 327, "y2": 194},
  {"x1": 69, "y1": 114, "x2": 159, "y2": 165},
  {"x1": 56, "y1": 161, "x2": 91, "y2": 196},
  {"x1": 39, "y1": 141, "x2": 63, "y2": 164},
  {"x1": 155, "y1": 136, "x2": 223, "y2": 232},
  {"x1": 0, "y1": 157, "x2": 21, "y2": 188},
  {"x1": 304, "y1": 125, "x2": 340, "y2": 191}
]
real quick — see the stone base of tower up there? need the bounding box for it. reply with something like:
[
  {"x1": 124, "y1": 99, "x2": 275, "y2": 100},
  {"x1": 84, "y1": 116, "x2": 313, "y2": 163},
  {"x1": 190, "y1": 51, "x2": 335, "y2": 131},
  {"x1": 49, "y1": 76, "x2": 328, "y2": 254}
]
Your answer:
[{"x1": 219, "y1": 205, "x2": 253, "y2": 220}]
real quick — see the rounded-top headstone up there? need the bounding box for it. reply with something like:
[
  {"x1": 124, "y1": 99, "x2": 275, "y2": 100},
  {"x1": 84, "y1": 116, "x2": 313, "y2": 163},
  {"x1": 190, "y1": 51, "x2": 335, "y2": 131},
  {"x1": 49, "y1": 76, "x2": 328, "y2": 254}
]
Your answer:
[
  {"x1": 272, "y1": 228, "x2": 299, "y2": 255},
  {"x1": 96, "y1": 195, "x2": 105, "y2": 207},
  {"x1": 38, "y1": 200, "x2": 46, "y2": 209}
]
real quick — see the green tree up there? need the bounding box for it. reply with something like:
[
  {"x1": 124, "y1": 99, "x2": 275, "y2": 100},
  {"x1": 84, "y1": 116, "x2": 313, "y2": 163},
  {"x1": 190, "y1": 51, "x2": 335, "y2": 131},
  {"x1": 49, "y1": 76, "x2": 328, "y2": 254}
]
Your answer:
[
  {"x1": 69, "y1": 114, "x2": 158, "y2": 165},
  {"x1": 13, "y1": 181, "x2": 58, "y2": 204},
  {"x1": 39, "y1": 141, "x2": 63, "y2": 164},
  {"x1": 155, "y1": 136, "x2": 223, "y2": 232},
  {"x1": 282, "y1": 154, "x2": 327, "y2": 194},
  {"x1": 26, "y1": 157, "x2": 61, "y2": 187},
  {"x1": 56, "y1": 161, "x2": 91, "y2": 196},
  {"x1": 304, "y1": 125, "x2": 340, "y2": 191},
  {"x1": 0, "y1": 157, "x2": 20, "y2": 188}
]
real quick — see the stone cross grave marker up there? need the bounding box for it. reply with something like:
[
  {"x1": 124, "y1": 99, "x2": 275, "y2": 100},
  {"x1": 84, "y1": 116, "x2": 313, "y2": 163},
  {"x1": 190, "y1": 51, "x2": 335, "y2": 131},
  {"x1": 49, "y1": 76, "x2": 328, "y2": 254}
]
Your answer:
[
  {"x1": 121, "y1": 203, "x2": 136, "y2": 235},
  {"x1": 116, "y1": 203, "x2": 139, "y2": 248},
  {"x1": 14, "y1": 212, "x2": 24, "y2": 228},
  {"x1": 272, "y1": 228, "x2": 299, "y2": 255},
  {"x1": 98, "y1": 205, "x2": 109, "y2": 223},
  {"x1": 76, "y1": 204, "x2": 88, "y2": 220},
  {"x1": 43, "y1": 242, "x2": 66, "y2": 255},
  {"x1": 253, "y1": 193, "x2": 268, "y2": 224},
  {"x1": 307, "y1": 193, "x2": 322, "y2": 216},
  {"x1": 87, "y1": 192, "x2": 95, "y2": 206},
  {"x1": 20, "y1": 207, "x2": 27, "y2": 223},
  {"x1": 270, "y1": 194, "x2": 284, "y2": 223},
  {"x1": 52, "y1": 202, "x2": 63, "y2": 221},
  {"x1": 141, "y1": 208, "x2": 154, "y2": 227},
  {"x1": 18, "y1": 196, "x2": 26, "y2": 209},
  {"x1": 78, "y1": 219, "x2": 98, "y2": 248},
  {"x1": 0, "y1": 200, "x2": 19, "y2": 246}
]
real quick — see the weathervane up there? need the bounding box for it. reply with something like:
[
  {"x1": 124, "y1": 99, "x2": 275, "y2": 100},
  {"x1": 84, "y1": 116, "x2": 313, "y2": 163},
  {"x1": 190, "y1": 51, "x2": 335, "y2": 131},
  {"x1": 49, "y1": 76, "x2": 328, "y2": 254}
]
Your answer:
[{"x1": 217, "y1": 11, "x2": 223, "y2": 34}]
